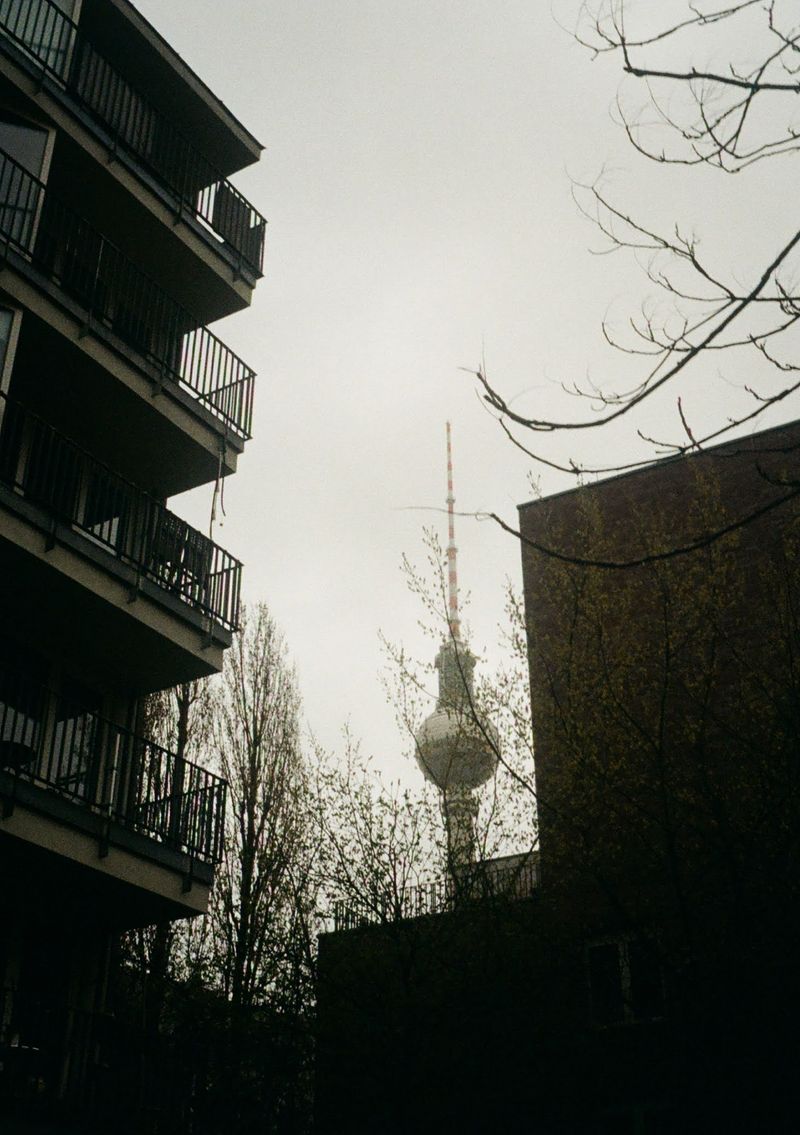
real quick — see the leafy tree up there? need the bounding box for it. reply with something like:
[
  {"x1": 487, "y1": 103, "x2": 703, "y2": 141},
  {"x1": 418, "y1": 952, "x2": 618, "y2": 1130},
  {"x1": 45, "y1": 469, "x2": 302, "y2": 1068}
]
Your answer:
[
  {"x1": 383, "y1": 530, "x2": 537, "y2": 864},
  {"x1": 309, "y1": 730, "x2": 445, "y2": 929}
]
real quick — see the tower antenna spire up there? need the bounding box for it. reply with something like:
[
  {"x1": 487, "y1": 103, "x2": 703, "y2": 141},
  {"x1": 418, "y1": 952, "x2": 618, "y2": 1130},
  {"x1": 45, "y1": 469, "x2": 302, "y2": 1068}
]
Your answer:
[{"x1": 446, "y1": 421, "x2": 460, "y2": 642}]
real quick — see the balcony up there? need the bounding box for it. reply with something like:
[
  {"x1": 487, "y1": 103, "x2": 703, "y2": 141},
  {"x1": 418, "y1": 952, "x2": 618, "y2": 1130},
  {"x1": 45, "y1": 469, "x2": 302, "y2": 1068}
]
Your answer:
[
  {"x1": 0, "y1": 392, "x2": 242, "y2": 635},
  {"x1": 0, "y1": 146, "x2": 255, "y2": 441},
  {"x1": 0, "y1": 668, "x2": 227, "y2": 864},
  {"x1": 0, "y1": 0, "x2": 266, "y2": 279}
]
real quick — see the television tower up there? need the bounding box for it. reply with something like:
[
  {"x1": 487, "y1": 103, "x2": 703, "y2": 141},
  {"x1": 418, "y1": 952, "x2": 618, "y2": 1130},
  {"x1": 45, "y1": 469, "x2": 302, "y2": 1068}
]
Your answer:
[{"x1": 414, "y1": 423, "x2": 498, "y2": 872}]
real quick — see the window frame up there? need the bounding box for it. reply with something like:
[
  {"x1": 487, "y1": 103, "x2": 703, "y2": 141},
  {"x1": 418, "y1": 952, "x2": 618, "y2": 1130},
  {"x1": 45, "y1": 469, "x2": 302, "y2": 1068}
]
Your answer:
[{"x1": 0, "y1": 304, "x2": 22, "y2": 394}]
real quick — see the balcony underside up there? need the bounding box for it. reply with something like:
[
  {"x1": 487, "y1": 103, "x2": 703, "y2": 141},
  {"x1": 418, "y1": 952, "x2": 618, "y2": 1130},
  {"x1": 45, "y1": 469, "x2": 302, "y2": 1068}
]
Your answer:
[
  {"x1": 0, "y1": 500, "x2": 229, "y2": 694},
  {"x1": 83, "y1": 0, "x2": 263, "y2": 179},
  {"x1": 4, "y1": 291, "x2": 241, "y2": 496},
  {"x1": 0, "y1": 805, "x2": 212, "y2": 926}
]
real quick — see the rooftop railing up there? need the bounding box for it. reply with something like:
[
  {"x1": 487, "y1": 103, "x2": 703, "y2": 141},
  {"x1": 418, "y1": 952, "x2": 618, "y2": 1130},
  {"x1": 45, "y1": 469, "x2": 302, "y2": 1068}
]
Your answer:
[
  {"x1": 331, "y1": 856, "x2": 539, "y2": 932},
  {"x1": 0, "y1": 146, "x2": 255, "y2": 439},
  {"x1": 0, "y1": 669, "x2": 227, "y2": 863},
  {"x1": 0, "y1": 0, "x2": 266, "y2": 276},
  {"x1": 0, "y1": 393, "x2": 243, "y2": 633}
]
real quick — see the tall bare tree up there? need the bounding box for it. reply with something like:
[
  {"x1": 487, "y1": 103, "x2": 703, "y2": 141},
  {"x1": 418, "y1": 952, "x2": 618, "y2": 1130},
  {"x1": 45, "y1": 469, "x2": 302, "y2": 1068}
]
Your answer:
[{"x1": 211, "y1": 602, "x2": 307, "y2": 1011}]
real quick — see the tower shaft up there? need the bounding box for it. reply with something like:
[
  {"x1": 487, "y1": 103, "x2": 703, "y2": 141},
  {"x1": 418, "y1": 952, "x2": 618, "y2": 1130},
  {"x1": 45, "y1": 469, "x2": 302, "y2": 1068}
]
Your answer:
[
  {"x1": 446, "y1": 421, "x2": 460, "y2": 642},
  {"x1": 415, "y1": 423, "x2": 498, "y2": 879}
]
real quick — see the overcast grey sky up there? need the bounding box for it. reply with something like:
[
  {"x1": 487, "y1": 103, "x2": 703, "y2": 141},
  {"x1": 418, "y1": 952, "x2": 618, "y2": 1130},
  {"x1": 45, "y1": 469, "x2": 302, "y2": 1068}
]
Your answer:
[{"x1": 135, "y1": 1, "x2": 792, "y2": 779}]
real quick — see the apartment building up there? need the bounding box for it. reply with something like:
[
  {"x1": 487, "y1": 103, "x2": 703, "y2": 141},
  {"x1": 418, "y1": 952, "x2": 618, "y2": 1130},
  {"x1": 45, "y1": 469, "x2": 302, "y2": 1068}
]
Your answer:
[{"x1": 0, "y1": 0, "x2": 263, "y2": 1126}]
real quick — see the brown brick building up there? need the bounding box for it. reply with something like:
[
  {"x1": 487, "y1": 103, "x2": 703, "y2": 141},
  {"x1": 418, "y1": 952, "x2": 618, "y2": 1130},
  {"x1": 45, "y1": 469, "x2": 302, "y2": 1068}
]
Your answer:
[{"x1": 518, "y1": 421, "x2": 800, "y2": 1131}]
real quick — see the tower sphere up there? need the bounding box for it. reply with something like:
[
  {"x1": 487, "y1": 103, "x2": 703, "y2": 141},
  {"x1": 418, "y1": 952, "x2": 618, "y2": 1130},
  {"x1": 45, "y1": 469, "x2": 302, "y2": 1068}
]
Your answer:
[
  {"x1": 413, "y1": 639, "x2": 499, "y2": 792},
  {"x1": 414, "y1": 703, "x2": 499, "y2": 792}
]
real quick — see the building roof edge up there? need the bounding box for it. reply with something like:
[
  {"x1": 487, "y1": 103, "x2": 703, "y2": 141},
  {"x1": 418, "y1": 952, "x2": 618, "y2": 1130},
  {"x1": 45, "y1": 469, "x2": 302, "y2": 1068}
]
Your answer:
[
  {"x1": 112, "y1": 0, "x2": 264, "y2": 159},
  {"x1": 517, "y1": 416, "x2": 800, "y2": 515}
]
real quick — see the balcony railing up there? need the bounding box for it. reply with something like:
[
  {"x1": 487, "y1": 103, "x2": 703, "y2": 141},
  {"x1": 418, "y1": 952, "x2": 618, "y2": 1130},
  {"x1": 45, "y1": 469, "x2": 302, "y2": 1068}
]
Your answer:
[
  {"x1": 331, "y1": 856, "x2": 539, "y2": 932},
  {"x1": 0, "y1": 147, "x2": 255, "y2": 439},
  {"x1": 0, "y1": 393, "x2": 242, "y2": 633},
  {"x1": 0, "y1": 669, "x2": 227, "y2": 863},
  {"x1": 0, "y1": 0, "x2": 266, "y2": 276}
]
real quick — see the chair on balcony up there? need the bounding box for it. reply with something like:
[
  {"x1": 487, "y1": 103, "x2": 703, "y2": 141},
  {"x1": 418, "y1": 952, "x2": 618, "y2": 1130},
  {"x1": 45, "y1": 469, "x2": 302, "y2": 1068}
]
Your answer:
[
  {"x1": 148, "y1": 512, "x2": 211, "y2": 613},
  {"x1": 0, "y1": 739, "x2": 36, "y2": 771},
  {"x1": 148, "y1": 511, "x2": 184, "y2": 592}
]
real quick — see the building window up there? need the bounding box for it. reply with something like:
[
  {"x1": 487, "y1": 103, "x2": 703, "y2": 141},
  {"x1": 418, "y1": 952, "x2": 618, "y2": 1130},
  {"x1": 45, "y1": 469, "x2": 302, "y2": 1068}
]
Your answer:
[
  {"x1": 0, "y1": 307, "x2": 15, "y2": 385},
  {"x1": 0, "y1": 304, "x2": 23, "y2": 398},
  {"x1": 587, "y1": 937, "x2": 665, "y2": 1026}
]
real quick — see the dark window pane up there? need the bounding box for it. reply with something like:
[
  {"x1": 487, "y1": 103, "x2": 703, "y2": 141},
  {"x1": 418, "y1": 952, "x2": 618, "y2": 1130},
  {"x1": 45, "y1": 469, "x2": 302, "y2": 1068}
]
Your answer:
[
  {"x1": 0, "y1": 125, "x2": 43, "y2": 247},
  {"x1": 47, "y1": 680, "x2": 101, "y2": 801},
  {"x1": 0, "y1": 1, "x2": 76, "y2": 76},
  {"x1": 23, "y1": 419, "x2": 81, "y2": 519},
  {"x1": 0, "y1": 395, "x2": 24, "y2": 485}
]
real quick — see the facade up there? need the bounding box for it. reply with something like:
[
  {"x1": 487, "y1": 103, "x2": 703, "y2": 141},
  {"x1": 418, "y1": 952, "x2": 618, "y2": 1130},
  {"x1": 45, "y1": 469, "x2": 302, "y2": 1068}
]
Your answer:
[
  {"x1": 317, "y1": 422, "x2": 800, "y2": 1133},
  {"x1": 0, "y1": 1, "x2": 263, "y2": 1128},
  {"x1": 517, "y1": 421, "x2": 800, "y2": 1132}
]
